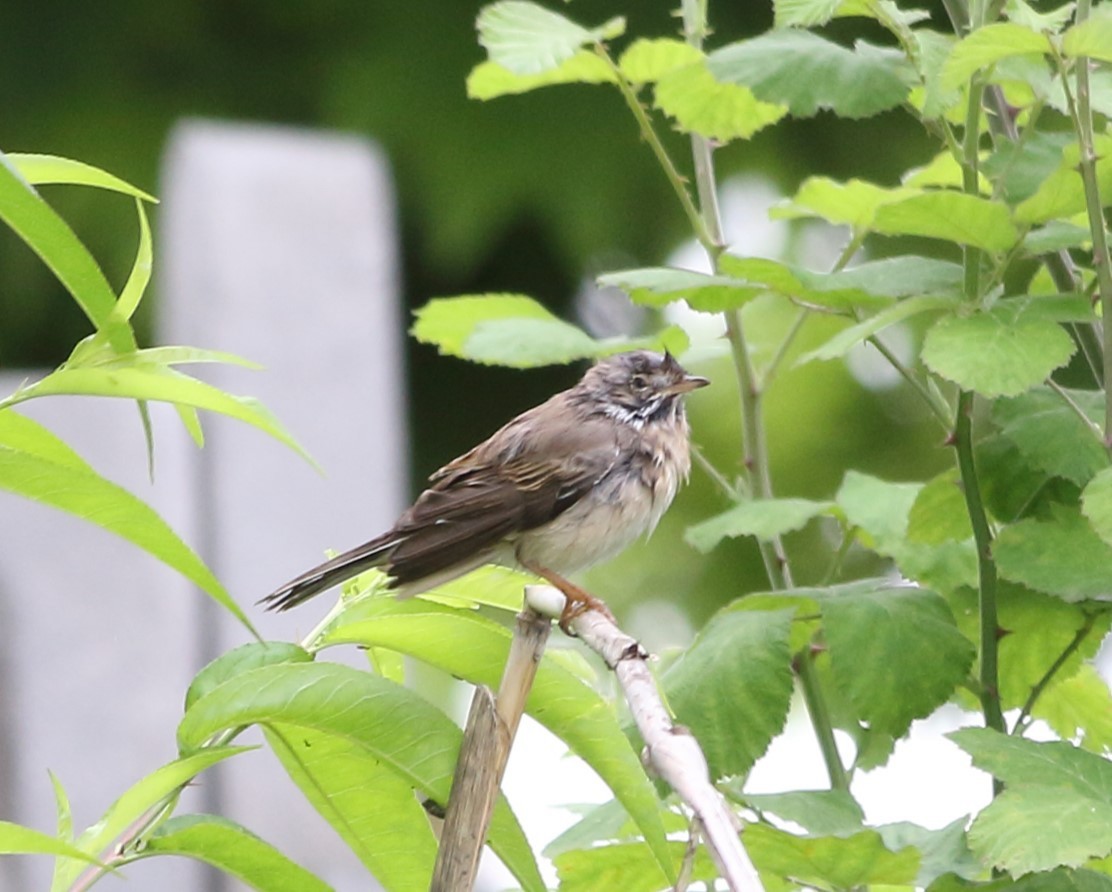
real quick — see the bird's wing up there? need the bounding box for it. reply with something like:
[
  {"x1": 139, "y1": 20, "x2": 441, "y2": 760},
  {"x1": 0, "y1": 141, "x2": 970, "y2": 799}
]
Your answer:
[{"x1": 387, "y1": 409, "x2": 622, "y2": 584}]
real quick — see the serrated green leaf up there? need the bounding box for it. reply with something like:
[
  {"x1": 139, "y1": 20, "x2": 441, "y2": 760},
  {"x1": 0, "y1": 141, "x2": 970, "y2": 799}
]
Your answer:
[
  {"x1": 1062, "y1": 13, "x2": 1112, "y2": 63},
  {"x1": 873, "y1": 191, "x2": 1019, "y2": 251},
  {"x1": 921, "y1": 307, "x2": 1075, "y2": 397},
  {"x1": 996, "y1": 511, "x2": 1112, "y2": 601},
  {"x1": 836, "y1": 470, "x2": 922, "y2": 553},
  {"x1": 821, "y1": 581, "x2": 974, "y2": 737},
  {"x1": 798, "y1": 294, "x2": 959, "y2": 364},
  {"x1": 476, "y1": 1, "x2": 624, "y2": 76},
  {"x1": 0, "y1": 821, "x2": 102, "y2": 864},
  {"x1": 941, "y1": 22, "x2": 1051, "y2": 89},
  {"x1": 654, "y1": 60, "x2": 787, "y2": 142},
  {"x1": 950, "y1": 582, "x2": 1108, "y2": 711},
  {"x1": 1036, "y1": 664, "x2": 1112, "y2": 753},
  {"x1": 466, "y1": 52, "x2": 615, "y2": 100},
  {"x1": 984, "y1": 131, "x2": 1074, "y2": 205},
  {"x1": 1006, "y1": 0, "x2": 1076, "y2": 33},
  {"x1": 315, "y1": 598, "x2": 674, "y2": 884},
  {"x1": 143, "y1": 815, "x2": 332, "y2": 892},
  {"x1": 772, "y1": 176, "x2": 922, "y2": 229},
  {"x1": 185, "y1": 642, "x2": 313, "y2": 711},
  {"x1": 618, "y1": 38, "x2": 702, "y2": 83},
  {"x1": 746, "y1": 823, "x2": 921, "y2": 887},
  {"x1": 739, "y1": 790, "x2": 865, "y2": 837},
  {"x1": 685, "y1": 498, "x2": 834, "y2": 552},
  {"x1": 599, "y1": 267, "x2": 763, "y2": 312},
  {"x1": 709, "y1": 32, "x2": 914, "y2": 119},
  {"x1": 1083, "y1": 467, "x2": 1112, "y2": 548},
  {"x1": 177, "y1": 660, "x2": 545, "y2": 891},
  {"x1": 776, "y1": 0, "x2": 843, "y2": 27},
  {"x1": 952, "y1": 729, "x2": 1112, "y2": 873},
  {"x1": 907, "y1": 470, "x2": 974, "y2": 544},
  {"x1": 662, "y1": 608, "x2": 795, "y2": 779},
  {"x1": 554, "y1": 841, "x2": 705, "y2": 892},
  {"x1": 993, "y1": 387, "x2": 1108, "y2": 486},
  {"x1": 0, "y1": 433, "x2": 253, "y2": 632},
  {"x1": 0, "y1": 152, "x2": 134, "y2": 354},
  {"x1": 264, "y1": 725, "x2": 436, "y2": 889},
  {"x1": 914, "y1": 29, "x2": 964, "y2": 118},
  {"x1": 1016, "y1": 136, "x2": 1112, "y2": 223},
  {"x1": 877, "y1": 819, "x2": 981, "y2": 886}
]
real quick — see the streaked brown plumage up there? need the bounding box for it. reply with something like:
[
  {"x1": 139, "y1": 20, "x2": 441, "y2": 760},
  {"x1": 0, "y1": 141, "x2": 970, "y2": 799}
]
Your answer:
[{"x1": 261, "y1": 350, "x2": 708, "y2": 626}]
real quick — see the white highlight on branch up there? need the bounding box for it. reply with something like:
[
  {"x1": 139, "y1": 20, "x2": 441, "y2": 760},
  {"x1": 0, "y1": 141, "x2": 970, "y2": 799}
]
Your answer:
[{"x1": 525, "y1": 584, "x2": 765, "y2": 892}]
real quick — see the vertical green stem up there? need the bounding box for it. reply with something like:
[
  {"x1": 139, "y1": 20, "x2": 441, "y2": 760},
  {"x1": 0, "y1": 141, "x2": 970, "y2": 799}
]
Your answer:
[
  {"x1": 680, "y1": 0, "x2": 792, "y2": 591},
  {"x1": 796, "y1": 646, "x2": 850, "y2": 792},
  {"x1": 1069, "y1": 0, "x2": 1112, "y2": 445}
]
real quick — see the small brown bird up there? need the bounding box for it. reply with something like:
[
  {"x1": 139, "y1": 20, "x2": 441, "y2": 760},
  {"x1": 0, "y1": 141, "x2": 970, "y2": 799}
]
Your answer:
[{"x1": 261, "y1": 350, "x2": 708, "y2": 628}]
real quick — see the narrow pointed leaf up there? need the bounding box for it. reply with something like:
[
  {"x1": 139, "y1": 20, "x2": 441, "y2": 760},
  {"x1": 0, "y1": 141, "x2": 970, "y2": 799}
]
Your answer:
[
  {"x1": 0, "y1": 822, "x2": 103, "y2": 864},
  {"x1": 143, "y1": 815, "x2": 332, "y2": 892},
  {"x1": 8, "y1": 153, "x2": 157, "y2": 201}
]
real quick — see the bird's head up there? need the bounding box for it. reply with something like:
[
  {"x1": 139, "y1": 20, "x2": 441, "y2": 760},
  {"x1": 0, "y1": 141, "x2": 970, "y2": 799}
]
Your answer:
[{"x1": 577, "y1": 350, "x2": 709, "y2": 425}]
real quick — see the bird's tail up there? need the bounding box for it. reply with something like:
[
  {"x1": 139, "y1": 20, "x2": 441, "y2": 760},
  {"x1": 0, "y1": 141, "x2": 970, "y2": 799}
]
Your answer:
[{"x1": 259, "y1": 535, "x2": 397, "y2": 611}]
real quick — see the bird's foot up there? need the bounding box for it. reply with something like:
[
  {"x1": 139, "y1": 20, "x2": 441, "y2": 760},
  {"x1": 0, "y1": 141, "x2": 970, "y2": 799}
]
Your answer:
[{"x1": 519, "y1": 560, "x2": 616, "y2": 635}]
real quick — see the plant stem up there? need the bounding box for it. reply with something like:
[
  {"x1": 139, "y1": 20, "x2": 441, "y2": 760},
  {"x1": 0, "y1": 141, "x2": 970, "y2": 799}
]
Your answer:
[
  {"x1": 796, "y1": 646, "x2": 850, "y2": 792},
  {"x1": 1059, "y1": 0, "x2": 1112, "y2": 445},
  {"x1": 954, "y1": 392, "x2": 1007, "y2": 783},
  {"x1": 1012, "y1": 614, "x2": 1097, "y2": 735}
]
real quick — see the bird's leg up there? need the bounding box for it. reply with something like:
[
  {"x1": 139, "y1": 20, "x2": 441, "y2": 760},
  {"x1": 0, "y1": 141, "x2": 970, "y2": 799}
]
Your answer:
[{"x1": 519, "y1": 559, "x2": 615, "y2": 635}]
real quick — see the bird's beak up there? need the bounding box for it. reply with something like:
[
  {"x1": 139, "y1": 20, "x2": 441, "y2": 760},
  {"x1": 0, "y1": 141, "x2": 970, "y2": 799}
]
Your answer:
[{"x1": 667, "y1": 374, "x2": 710, "y2": 395}]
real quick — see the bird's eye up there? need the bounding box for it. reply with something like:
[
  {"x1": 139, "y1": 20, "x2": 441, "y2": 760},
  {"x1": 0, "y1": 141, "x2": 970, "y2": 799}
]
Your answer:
[{"x1": 631, "y1": 374, "x2": 648, "y2": 390}]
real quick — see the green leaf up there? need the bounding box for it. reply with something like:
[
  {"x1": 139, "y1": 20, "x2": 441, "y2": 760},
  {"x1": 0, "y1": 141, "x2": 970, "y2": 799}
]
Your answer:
[
  {"x1": 476, "y1": 1, "x2": 624, "y2": 76},
  {"x1": 821, "y1": 580, "x2": 974, "y2": 737},
  {"x1": 984, "y1": 131, "x2": 1074, "y2": 205},
  {"x1": 773, "y1": 176, "x2": 922, "y2": 229},
  {"x1": 116, "y1": 199, "x2": 152, "y2": 322},
  {"x1": 544, "y1": 800, "x2": 689, "y2": 859},
  {"x1": 941, "y1": 22, "x2": 1050, "y2": 89},
  {"x1": 951, "y1": 729, "x2": 1112, "y2": 873},
  {"x1": 876, "y1": 819, "x2": 982, "y2": 886},
  {"x1": 0, "y1": 415, "x2": 253, "y2": 632},
  {"x1": 1005, "y1": 0, "x2": 1077, "y2": 34},
  {"x1": 1035, "y1": 664, "x2": 1112, "y2": 753},
  {"x1": 466, "y1": 52, "x2": 615, "y2": 100},
  {"x1": 1083, "y1": 467, "x2": 1112, "y2": 547},
  {"x1": 177, "y1": 661, "x2": 546, "y2": 891},
  {"x1": 993, "y1": 387, "x2": 1108, "y2": 486},
  {"x1": 143, "y1": 815, "x2": 332, "y2": 892},
  {"x1": 907, "y1": 470, "x2": 974, "y2": 544},
  {"x1": 836, "y1": 470, "x2": 922, "y2": 553},
  {"x1": 921, "y1": 306, "x2": 1075, "y2": 397},
  {"x1": 1062, "y1": 13, "x2": 1112, "y2": 63},
  {"x1": 1016, "y1": 135, "x2": 1112, "y2": 223},
  {"x1": 599, "y1": 267, "x2": 763, "y2": 313},
  {"x1": 0, "y1": 152, "x2": 134, "y2": 354},
  {"x1": 411, "y1": 293, "x2": 686, "y2": 367},
  {"x1": 745, "y1": 823, "x2": 920, "y2": 888},
  {"x1": 185, "y1": 642, "x2": 314, "y2": 711},
  {"x1": 798, "y1": 294, "x2": 959, "y2": 364},
  {"x1": 554, "y1": 842, "x2": 705, "y2": 892},
  {"x1": 662, "y1": 607, "x2": 795, "y2": 779},
  {"x1": 0, "y1": 821, "x2": 103, "y2": 866},
  {"x1": 50, "y1": 748, "x2": 252, "y2": 889},
  {"x1": 708, "y1": 32, "x2": 914, "y2": 119},
  {"x1": 873, "y1": 191, "x2": 1019, "y2": 251},
  {"x1": 3, "y1": 364, "x2": 311, "y2": 464},
  {"x1": 618, "y1": 38, "x2": 702, "y2": 83},
  {"x1": 264, "y1": 725, "x2": 437, "y2": 889},
  {"x1": 685, "y1": 498, "x2": 834, "y2": 552},
  {"x1": 775, "y1": 0, "x2": 843, "y2": 27},
  {"x1": 653, "y1": 60, "x2": 787, "y2": 142},
  {"x1": 1023, "y1": 222, "x2": 1092, "y2": 255},
  {"x1": 996, "y1": 511, "x2": 1112, "y2": 602},
  {"x1": 8, "y1": 153, "x2": 157, "y2": 201},
  {"x1": 738, "y1": 790, "x2": 865, "y2": 837},
  {"x1": 315, "y1": 598, "x2": 673, "y2": 883}
]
